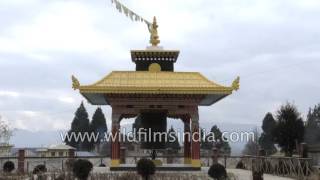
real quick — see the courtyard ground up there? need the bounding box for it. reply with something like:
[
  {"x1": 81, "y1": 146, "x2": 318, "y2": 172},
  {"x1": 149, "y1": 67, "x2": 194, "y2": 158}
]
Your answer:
[{"x1": 92, "y1": 167, "x2": 295, "y2": 180}]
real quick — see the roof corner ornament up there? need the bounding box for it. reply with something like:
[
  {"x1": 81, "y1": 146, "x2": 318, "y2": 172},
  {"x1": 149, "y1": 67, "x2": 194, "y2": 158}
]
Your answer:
[
  {"x1": 72, "y1": 75, "x2": 80, "y2": 90},
  {"x1": 231, "y1": 76, "x2": 240, "y2": 91},
  {"x1": 149, "y1": 16, "x2": 160, "y2": 46}
]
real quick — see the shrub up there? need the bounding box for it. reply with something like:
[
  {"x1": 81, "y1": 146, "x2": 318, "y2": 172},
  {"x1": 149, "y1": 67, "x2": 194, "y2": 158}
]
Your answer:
[
  {"x1": 72, "y1": 159, "x2": 93, "y2": 180},
  {"x1": 3, "y1": 161, "x2": 15, "y2": 173},
  {"x1": 208, "y1": 163, "x2": 227, "y2": 180},
  {"x1": 235, "y1": 160, "x2": 245, "y2": 169},
  {"x1": 33, "y1": 164, "x2": 47, "y2": 174},
  {"x1": 136, "y1": 159, "x2": 155, "y2": 180}
]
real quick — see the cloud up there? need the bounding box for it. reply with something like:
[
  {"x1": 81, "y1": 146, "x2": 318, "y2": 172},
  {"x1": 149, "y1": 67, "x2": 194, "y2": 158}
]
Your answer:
[
  {"x1": 0, "y1": 90, "x2": 20, "y2": 97},
  {"x1": 0, "y1": 0, "x2": 319, "y2": 133},
  {"x1": 58, "y1": 96, "x2": 75, "y2": 104}
]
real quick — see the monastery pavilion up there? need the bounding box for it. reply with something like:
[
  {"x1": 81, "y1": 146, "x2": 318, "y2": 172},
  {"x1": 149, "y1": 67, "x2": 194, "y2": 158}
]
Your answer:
[{"x1": 72, "y1": 17, "x2": 239, "y2": 170}]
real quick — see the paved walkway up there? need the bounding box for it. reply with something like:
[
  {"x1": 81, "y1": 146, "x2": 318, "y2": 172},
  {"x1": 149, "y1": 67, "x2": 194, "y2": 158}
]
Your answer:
[{"x1": 227, "y1": 169, "x2": 294, "y2": 180}]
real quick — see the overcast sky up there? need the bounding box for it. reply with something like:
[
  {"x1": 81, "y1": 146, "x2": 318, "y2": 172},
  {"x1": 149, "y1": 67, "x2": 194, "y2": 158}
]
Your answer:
[{"x1": 0, "y1": 0, "x2": 320, "y2": 132}]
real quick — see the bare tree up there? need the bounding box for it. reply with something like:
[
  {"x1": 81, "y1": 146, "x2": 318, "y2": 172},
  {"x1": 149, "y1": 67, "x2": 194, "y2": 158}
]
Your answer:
[
  {"x1": 242, "y1": 127, "x2": 260, "y2": 156},
  {"x1": 0, "y1": 115, "x2": 13, "y2": 144}
]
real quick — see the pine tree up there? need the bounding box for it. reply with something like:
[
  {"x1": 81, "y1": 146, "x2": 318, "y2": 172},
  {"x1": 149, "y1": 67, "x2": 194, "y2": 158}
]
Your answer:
[
  {"x1": 221, "y1": 140, "x2": 231, "y2": 155},
  {"x1": 305, "y1": 104, "x2": 320, "y2": 145},
  {"x1": 201, "y1": 128, "x2": 212, "y2": 150},
  {"x1": 258, "y1": 113, "x2": 277, "y2": 155},
  {"x1": 90, "y1": 107, "x2": 107, "y2": 144},
  {"x1": 274, "y1": 103, "x2": 305, "y2": 157},
  {"x1": 202, "y1": 125, "x2": 231, "y2": 154},
  {"x1": 201, "y1": 127, "x2": 214, "y2": 150},
  {"x1": 65, "y1": 102, "x2": 92, "y2": 151}
]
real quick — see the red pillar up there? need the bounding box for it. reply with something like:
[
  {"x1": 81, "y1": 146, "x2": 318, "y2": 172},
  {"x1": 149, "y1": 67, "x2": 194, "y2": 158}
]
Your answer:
[
  {"x1": 183, "y1": 117, "x2": 191, "y2": 164},
  {"x1": 191, "y1": 109, "x2": 201, "y2": 167},
  {"x1": 18, "y1": 149, "x2": 25, "y2": 174},
  {"x1": 111, "y1": 112, "x2": 121, "y2": 167}
]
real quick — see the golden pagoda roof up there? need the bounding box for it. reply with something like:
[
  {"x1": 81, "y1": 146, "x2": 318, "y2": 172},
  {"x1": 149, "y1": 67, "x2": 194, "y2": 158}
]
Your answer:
[
  {"x1": 72, "y1": 71, "x2": 239, "y2": 106},
  {"x1": 73, "y1": 71, "x2": 238, "y2": 95}
]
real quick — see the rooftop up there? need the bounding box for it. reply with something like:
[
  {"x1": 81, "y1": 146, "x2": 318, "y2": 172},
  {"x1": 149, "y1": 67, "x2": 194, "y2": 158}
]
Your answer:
[{"x1": 72, "y1": 71, "x2": 239, "y2": 105}]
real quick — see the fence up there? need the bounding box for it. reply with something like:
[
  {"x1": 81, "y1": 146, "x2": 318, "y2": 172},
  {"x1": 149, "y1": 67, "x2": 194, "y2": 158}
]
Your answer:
[{"x1": 220, "y1": 155, "x2": 314, "y2": 179}]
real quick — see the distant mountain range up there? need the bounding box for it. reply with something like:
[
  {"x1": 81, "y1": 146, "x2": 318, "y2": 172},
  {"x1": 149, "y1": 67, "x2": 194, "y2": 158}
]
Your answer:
[{"x1": 10, "y1": 122, "x2": 259, "y2": 155}]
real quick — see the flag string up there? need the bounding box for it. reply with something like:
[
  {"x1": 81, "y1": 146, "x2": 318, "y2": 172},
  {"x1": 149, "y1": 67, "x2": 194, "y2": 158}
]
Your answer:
[{"x1": 110, "y1": 0, "x2": 152, "y2": 28}]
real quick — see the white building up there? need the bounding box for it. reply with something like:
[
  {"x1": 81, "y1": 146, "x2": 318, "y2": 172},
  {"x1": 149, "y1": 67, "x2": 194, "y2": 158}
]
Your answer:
[
  {"x1": 36, "y1": 144, "x2": 75, "y2": 157},
  {"x1": 0, "y1": 143, "x2": 13, "y2": 157}
]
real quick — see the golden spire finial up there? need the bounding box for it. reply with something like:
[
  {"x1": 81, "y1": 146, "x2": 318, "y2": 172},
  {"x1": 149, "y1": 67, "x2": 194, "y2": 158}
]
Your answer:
[{"x1": 149, "y1": 16, "x2": 160, "y2": 46}]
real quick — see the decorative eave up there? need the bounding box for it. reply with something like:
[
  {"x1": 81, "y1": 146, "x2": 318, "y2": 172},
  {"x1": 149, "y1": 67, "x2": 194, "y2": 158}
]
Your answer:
[
  {"x1": 131, "y1": 50, "x2": 180, "y2": 62},
  {"x1": 71, "y1": 72, "x2": 239, "y2": 106}
]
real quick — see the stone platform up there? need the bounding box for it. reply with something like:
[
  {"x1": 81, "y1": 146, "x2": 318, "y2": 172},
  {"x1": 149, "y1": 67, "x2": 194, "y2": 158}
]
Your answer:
[{"x1": 110, "y1": 164, "x2": 201, "y2": 171}]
